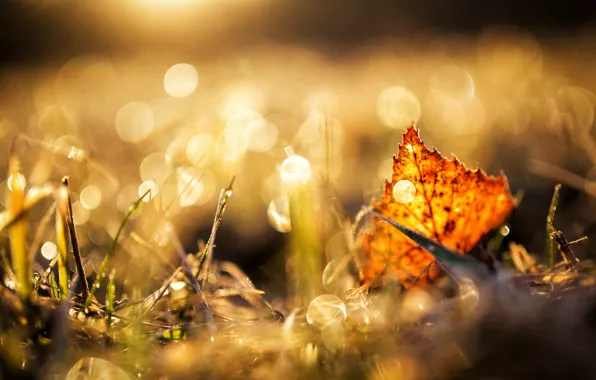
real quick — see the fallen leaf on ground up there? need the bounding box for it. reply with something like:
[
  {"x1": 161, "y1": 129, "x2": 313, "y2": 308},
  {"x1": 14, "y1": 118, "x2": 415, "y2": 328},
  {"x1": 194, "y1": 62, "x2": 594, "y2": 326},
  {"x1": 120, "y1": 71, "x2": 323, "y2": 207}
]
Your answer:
[{"x1": 356, "y1": 125, "x2": 515, "y2": 287}]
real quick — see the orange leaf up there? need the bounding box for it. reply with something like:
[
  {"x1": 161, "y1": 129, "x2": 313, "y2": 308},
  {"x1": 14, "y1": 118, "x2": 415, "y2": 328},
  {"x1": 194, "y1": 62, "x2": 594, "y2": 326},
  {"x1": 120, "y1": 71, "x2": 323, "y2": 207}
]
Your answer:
[{"x1": 356, "y1": 125, "x2": 515, "y2": 287}]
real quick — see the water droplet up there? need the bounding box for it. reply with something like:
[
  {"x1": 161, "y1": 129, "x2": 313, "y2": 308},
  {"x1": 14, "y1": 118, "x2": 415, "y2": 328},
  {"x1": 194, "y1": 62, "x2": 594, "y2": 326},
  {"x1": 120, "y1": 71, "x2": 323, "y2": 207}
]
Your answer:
[
  {"x1": 170, "y1": 281, "x2": 186, "y2": 291},
  {"x1": 267, "y1": 196, "x2": 291, "y2": 233},
  {"x1": 280, "y1": 155, "x2": 312, "y2": 187},
  {"x1": 500, "y1": 225, "x2": 510, "y2": 236},
  {"x1": 306, "y1": 294, "x2": 347, "y2": 328},
  {"x1": 392, "y1": 179, "x2": 416, "y2": 204}
]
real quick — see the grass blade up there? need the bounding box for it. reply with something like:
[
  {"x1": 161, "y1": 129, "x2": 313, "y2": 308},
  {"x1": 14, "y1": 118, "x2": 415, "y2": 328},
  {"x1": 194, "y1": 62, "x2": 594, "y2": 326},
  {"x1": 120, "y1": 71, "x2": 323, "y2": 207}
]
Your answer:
[
  {"x1": 56, "y1": 182, "x2": 70, "y2": 299},
  {"x1": 84, "y1": 190, "x2": 150, "y2": 308},
  {"x1": 8, "y1": 149, "x2": 30, "y2": 300},
  {"x1": 62, "y1": 177, "x2": 89, "y2": 301},
  {"x1": 169, "y1": 224, "x2": 216, "y2": 332},
  {"x1": 365, "y1": 209, "x2": 483, "y2": 274},
  {"x1": 195, "y1": 177, "x2": 234, "y2": 281}
]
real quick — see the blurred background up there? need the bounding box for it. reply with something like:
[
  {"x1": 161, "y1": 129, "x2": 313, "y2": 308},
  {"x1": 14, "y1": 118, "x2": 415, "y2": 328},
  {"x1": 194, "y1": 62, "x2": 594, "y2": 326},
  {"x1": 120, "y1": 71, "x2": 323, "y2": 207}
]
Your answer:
[{"x1": 1, "y1": 0, "x2": 596, "y2": 295}]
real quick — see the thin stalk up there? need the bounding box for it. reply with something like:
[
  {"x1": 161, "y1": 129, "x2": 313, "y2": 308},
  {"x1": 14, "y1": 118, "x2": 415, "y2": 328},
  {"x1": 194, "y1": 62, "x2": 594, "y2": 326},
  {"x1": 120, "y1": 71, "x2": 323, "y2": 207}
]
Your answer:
[
  {"x1": 8, "y1": 148, "x2": 29, "y2": 300},
  {"x1": 62, "y1": 177, "x2": 89, "y2": 301},
  {"x1": 288, "y1": 182, "x2": 323, "y2": 306},
  {"x1": 170, "y1": 225, "x2": 216, "y2": 332},
  {"x1": 56, "y1": 184, "x2": 69, "y2": 299},
  {"x1": 195, "y1": 177, "x2": 235, "y2": 281},
  {"x1": 546, "y1": 184, "x2": 562, "y2": 268},
  {"x1": 106, "y1": 269, "x2": 116, "y2": 344},
  {"x1": 84, "y1": 190, "x2": 150, "y2": 308},
  {"x1": 28, "y1": 201, "x2": 57, "y2": 262}
]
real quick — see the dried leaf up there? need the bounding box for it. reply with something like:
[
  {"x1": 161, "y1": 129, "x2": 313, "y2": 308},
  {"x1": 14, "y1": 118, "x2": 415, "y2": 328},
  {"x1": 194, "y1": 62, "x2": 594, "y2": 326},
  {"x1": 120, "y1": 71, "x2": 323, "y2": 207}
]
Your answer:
[{"x1": 356, "y1": 125, "x2": 515, "y2": 286}]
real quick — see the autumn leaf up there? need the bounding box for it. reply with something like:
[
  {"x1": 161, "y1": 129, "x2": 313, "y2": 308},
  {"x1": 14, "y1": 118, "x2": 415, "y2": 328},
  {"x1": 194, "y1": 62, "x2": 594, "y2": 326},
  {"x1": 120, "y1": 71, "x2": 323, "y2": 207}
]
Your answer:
[{"x1": 355, "y1": 125, "x2": 515, "y2": 287}]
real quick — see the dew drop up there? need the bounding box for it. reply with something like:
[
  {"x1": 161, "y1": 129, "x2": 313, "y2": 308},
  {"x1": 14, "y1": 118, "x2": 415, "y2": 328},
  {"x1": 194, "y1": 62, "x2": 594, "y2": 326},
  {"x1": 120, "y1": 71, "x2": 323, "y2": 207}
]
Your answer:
[
  {"x1": 170, "y1": 281, "x2": 186, "y2": 291},
  {"x1": 392, "y1": 179, "x2": 416, "y2": 204},
  {"x1": 500, "y1": 225, "x2": 510, "y2": 236},
  {"x1": 306, "y1": 294, "x2": 347, "y2": 328}
]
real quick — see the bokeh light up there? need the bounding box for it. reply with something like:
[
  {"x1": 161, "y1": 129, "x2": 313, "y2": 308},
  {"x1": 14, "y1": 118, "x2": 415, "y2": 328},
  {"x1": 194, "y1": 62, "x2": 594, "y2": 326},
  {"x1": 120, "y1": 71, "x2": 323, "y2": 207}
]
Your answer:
[
  {"x1": 80, "y1": 185, "x2": 102, "y2": 210},
  {"x1": 164, "y1": 63, "x2": 199, "y2": 98},
  {"x1": 41, "y1": 241, "x2": 58, "y2": 260},
  {"x1": 139, "y1": 180, "x2": 159, "y2": 202},
  {"x1": 186, "y1": 134, "x2": 215, "y2": 166},
  {"x1": 306, "y1": 294, "x2": 347, "y2": 328},
  {"x1": 72, "y1": 201, "x2": 90, "y2": 226},
  {"x1": 280, "y1": 155, "x2": 312, "y2": 187},
  {"x1": 244, "y1": 118, "x2": 278, "y2": 152},
  {"x1": 176, "y1": 166, "x2": 204, "y2": 207},
  {"x1": 140, "y1": 152, "x2": 174, "y2": 186},
  {"x1": 428, "y1": 65, "x2": 475, "y2": 104},
  {"x1": 115, "y1": 101, "x2": 155, "y2": 142},
  {"x1": 377, "y1": 86, "x2": 421, "y2": 129}
]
